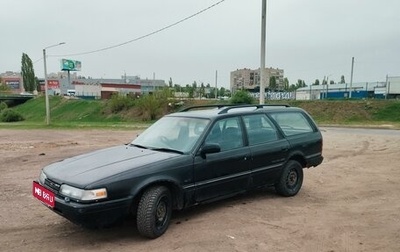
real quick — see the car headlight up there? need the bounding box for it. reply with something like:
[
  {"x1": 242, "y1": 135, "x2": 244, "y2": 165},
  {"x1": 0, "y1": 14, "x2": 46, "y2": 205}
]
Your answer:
[
  {"x1": 39, "y1": 170, "x2": 47, "y2": 185},
  {"x1": 60, "y1": 184, "x2": 107, "y2": 201}
]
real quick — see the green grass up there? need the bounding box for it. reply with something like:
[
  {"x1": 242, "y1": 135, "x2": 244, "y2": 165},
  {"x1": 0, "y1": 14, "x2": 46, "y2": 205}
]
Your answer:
[
  {"x1": 260, "y1": 99, "x2": 400, "y2": 128},
  {"x1": 2, "y1": 96, "x2": 400, "y2": 129},
  {"x1": 4, "y1": 96, "x2": 150, "y2": 129},
  {"x1": 372, "y1": 101, "x2": 400, "y2": 121}
]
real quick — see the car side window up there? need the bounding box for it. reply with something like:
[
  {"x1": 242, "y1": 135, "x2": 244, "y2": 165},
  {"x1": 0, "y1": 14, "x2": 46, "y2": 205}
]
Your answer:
[
  {"x1": 243, "y1": 114, "x2": 278, "y2": 145},
  {"x1": 270, "y1": 112, "x2": 314, "y2": 136},
  {"x1": 205, "y1": 117, "x2": 244, "y2": 151}
]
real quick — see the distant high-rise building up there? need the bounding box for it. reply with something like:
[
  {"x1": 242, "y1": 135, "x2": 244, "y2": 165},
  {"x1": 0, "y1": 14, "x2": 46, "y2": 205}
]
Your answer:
[{"x1": 230, "y1": 67, "x2": 284, "y2": 92}]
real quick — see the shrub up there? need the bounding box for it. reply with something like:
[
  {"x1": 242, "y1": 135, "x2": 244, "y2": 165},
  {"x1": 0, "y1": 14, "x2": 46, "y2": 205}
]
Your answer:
[
  {"x1": 0, "y1": 102, "x2": 7, "y2": 112},
  {"x1": 135, "y1": 94, "x2": 162, "y2": 121},
  {"x1": 135, "y1": 90, "x2": 172, "y2": 121},
  {"x1": 0, "y1": 109, "x2": 24, "y2": 122},
  {"x1": 108, "y1": 94, "x2": 135, "y2": 113},
  {"x1": 230, "y1": 90, "x2": 255, "y2": 104}
]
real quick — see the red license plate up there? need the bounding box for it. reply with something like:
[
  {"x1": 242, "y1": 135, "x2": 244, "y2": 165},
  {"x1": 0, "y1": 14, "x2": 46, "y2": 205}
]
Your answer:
[{"x1": 32, "y1": 181, "x2": 55, "y2": 208}]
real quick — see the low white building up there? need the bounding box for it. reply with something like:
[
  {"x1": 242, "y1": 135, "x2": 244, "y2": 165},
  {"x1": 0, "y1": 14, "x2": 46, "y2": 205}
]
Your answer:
[{"x1": 295, "y1": 82, "x2": 387, "y2": 100}]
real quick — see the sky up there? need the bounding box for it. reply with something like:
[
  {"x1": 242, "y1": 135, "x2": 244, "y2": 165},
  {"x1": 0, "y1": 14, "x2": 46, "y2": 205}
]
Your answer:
[{"x1": 1, "y1": 0, "x2": 399, "y2": 88}]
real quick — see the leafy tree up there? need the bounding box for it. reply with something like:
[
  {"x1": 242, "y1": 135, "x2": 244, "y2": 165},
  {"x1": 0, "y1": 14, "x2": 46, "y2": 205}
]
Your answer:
[
  {"x1": 200, "y1": 83, "x2": 205, "y2": 98},
  {"x1": 283, "y1": 78, "x2": 289, "y2": 91},
  {"x1": 219, "y1": 87, "x2": 226, "y2": 97},
  {"x1": 186, "y1": 84, "x2": 194, "y2": 98},
  {"x1": 173, "y1": 84, "x2": 181, "y2": 92},
  {"x1": 35, "y1": 77, "x2": 41, "y2": 92},
  {"x1": 21, "y1": 53, "x2": 36, "y2": 92},
  {"x1": 0, "y1": 82, "x2": 11, "y2": 92},
  {"x1": 168, "y1": 77, "x2": 173, "y2": 88},
  {"x1": 288, "y1": 84, "x2": 297, "y2": 91},
  {"x1": 296, "y1": 79, "x2": 306, "y2": 88},
  {"x1": 340, "y1": 75, "x2": 346, "y2": 84},
  {"x1": 192, "y1": 81, "x2": 197, "y2": 89},
  {"x1": 269, "y1": 76, "x2": 277, "y2": 90},
  {"x1": 313, "y1": 79, "x2": 320, "y2": 85},
  {"x1": 330, "y1": 80, "x2": 335, "y2": 84}
]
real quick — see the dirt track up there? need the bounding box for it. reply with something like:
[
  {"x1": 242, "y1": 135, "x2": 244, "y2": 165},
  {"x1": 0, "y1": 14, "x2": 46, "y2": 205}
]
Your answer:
[{"x1": 0, "y1": 128, "x2": 399, "y2": 252}]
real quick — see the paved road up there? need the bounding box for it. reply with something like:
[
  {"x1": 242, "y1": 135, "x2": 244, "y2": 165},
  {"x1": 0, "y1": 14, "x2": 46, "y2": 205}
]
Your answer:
[{"x1": 321, "y1": 126, "x2": 400, "y2": 136}]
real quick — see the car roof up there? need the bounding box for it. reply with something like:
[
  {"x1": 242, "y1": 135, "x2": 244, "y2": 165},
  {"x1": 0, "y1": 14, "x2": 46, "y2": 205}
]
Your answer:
[{"x1": 167, "y1": 104, "x2": 305, "y2": 120}]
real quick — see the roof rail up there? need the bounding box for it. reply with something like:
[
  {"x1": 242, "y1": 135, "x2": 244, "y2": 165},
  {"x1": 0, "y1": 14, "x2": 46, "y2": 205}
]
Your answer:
[
  {"x1": 179, "y1": 104, "x2": 234, "y2": 112},
  {"x1": 218, "y1": 104, "x2": 290, "y2": 114},
  {"x1": 179, "y1": 103, "x2": 290, "y2": 113}
]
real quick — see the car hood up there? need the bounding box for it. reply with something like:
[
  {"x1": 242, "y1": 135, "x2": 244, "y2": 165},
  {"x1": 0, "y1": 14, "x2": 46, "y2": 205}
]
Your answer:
[{"x1": 43, "y1": 145, "x2": 178, "y2": 188}]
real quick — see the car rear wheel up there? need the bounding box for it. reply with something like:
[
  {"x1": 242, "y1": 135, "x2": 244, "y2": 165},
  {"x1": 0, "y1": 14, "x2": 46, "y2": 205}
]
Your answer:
[
  {"x1": 276, "y1": 160, "x2": 303, "y2": 197},
  {"x1": 136, "y1": 186, "x2": 172, "y2": 238}
]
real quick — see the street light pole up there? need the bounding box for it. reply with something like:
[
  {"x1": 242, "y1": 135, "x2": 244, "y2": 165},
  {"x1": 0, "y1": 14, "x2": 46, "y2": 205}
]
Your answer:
[
  {"x1": 349, "y1": 56, "x2": 354, "y2": 99},
  {"x1": 43, "y1": 42, "x2": 65, "y2": 125},
  {"x1": 259, "y1": 0, "x2": 267, "y2": 104}
]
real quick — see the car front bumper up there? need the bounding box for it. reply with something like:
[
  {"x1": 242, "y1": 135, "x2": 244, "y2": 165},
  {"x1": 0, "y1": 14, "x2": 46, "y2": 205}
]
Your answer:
[{"x1": 50, "y1": 194, "x2": 134, "y2": 228}]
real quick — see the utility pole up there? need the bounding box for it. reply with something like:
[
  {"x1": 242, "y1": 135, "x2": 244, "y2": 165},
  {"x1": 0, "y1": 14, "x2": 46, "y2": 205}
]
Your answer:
[
  {"x1": 326, "y1": 76, "x2": 329, "y2": 99},
  {"x1": 259, "y1": 0, "x2": 267, "y2": 104},
  {"x1": 349, "y1": 57, "x2": 354, "y2": 98},
  {"x1": 43, "y1": 48, "x2": 49, "y2": 124},
  {"x1": 153, "y1": 72, "x2": 155, "y2": 93},
  {"x1": 385, "y1": 74, "x2": 389, "y2": 100},
  {"x1": 215, "y1": 70, "x2": 218, "y2": 100},
  {"x1": 43, "y1": 42, "x2": 65, "y2": 125}
]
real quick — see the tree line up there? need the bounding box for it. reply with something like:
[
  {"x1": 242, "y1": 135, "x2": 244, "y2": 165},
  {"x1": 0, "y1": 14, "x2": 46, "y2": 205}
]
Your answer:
[{"x1": 14, "y1": 53, "x2": 349, "y2": 95}]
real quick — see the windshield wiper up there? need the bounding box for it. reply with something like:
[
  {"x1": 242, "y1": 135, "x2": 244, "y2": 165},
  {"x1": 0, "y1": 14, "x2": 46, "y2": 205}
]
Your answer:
[
  {"x1": 130, "y1": 143, "x2": 148, "y2": 149},
  {"x1": 151, "y1": 148, "x2": 184, "y2": 154}
]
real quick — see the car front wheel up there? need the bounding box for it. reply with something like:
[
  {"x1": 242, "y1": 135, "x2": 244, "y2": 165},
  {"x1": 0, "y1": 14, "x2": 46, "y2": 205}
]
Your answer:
[
  {"x1": 137, "y1": 186, "x2": 172, "y2": 239},
  {"x1": 275, "y1": 160, "x2": 303, "y2": 197}
]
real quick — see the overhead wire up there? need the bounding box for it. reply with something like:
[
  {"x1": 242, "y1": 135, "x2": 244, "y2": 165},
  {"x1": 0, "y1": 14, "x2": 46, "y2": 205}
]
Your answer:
[{"x1": 50, "y1": 0, "x2": 226, "y2": 58}]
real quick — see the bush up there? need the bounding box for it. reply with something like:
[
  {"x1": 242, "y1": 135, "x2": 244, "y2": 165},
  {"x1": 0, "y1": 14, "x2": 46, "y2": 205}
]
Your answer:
[
  {"x1": 135, "y1": 94, "x2": 162, "y2": 121},
  {"x1": 0, "y1": 109, "x2": 24, "y2": 122},
  {"x1": 108, "y1": 94, "x2": 135, "y2": 113},
  {"x1": 135, "y1": 89, "x2": 172, "y2": 121},
  {"x1": 230, "y1": 90, "x2": 255, "y2": 104},
  {"x1": 0, "y1": 102, "x2": 7, "y2": 112}
]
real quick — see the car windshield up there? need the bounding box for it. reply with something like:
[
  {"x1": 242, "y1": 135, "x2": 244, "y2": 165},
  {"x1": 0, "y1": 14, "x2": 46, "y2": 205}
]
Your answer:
[{"x1": 131, "y1": 116, "x2": 210, "y2": 153}]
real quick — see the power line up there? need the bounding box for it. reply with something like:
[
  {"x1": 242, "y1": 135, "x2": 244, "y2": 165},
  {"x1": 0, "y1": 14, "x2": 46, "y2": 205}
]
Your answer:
[{"x1": 50, "y1": 0, "x2": 226, "y2": 58}]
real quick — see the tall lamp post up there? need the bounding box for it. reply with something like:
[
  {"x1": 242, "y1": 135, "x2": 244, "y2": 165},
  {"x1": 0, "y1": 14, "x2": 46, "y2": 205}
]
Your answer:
[
  {"x1": 259, "y1": 0, "x2": 267, "y2": 104},
  {"x1": 43, "y1": 42, "x2": 65, "y2": 125}
]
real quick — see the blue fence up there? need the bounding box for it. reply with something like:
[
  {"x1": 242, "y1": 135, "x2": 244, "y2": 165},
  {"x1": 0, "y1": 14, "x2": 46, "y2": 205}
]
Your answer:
[{"x1": 320, "y1": 91, "x2": 384, "y2": 99}]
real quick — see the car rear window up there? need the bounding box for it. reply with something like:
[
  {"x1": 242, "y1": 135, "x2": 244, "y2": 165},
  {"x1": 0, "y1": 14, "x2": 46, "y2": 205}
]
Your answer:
[
  {"x1": 243, "y1": 114, "x2": 278, "y2": 145},
  {"x1": 270, "y1": 112, "x2": 314, "y2": 136}
]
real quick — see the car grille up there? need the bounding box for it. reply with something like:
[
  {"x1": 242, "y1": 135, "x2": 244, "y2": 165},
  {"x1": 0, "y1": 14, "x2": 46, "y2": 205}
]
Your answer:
[{"x1": 44, "y1": 178, "x2": 61, "y2": 192}]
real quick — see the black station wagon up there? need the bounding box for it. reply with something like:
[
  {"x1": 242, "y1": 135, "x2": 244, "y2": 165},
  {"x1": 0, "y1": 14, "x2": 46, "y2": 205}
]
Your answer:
[{"x1": 33, "y1": 104, "x2": 323, "y2": 238}]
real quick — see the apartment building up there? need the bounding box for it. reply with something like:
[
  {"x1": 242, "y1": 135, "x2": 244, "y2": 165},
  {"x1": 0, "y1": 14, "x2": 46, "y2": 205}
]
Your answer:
[{"x1": 230, "y1": 67, "x2": 284, "y2": 92}]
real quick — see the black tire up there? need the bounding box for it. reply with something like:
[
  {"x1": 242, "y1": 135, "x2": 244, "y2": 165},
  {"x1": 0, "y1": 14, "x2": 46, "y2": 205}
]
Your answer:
[
  {"x1": 275, "y1": 160, "x2": 303, "y2": 197},
  {"x1": 136, "y1": 186, "x2": 172, "y2": 239}
]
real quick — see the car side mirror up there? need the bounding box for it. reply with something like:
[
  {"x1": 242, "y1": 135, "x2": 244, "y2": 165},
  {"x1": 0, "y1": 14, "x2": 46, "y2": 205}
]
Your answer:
[{"x1": 200, "y1": 143, "x2": 221, "y2": 158}]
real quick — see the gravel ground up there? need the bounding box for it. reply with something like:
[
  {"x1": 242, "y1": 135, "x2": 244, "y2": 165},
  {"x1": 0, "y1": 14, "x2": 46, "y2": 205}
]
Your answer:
[{"x1": 0, "y1": 128, "x2": 399, "y2": 252}]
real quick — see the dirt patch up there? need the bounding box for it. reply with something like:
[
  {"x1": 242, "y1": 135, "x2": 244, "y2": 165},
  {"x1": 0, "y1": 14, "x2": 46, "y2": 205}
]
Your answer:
[{"x1": 0, "y1": 128, "x2": 399, "y2": 251}]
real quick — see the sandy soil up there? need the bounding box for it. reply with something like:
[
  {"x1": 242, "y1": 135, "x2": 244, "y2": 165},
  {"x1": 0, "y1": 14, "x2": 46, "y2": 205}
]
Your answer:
[{"x1": 0, "y1": 128, "x2": 399, "y2": 252}]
